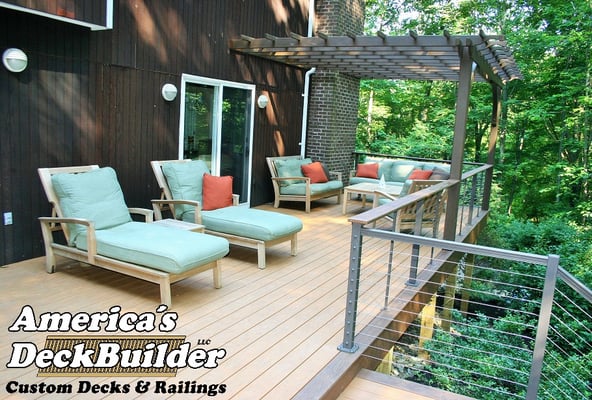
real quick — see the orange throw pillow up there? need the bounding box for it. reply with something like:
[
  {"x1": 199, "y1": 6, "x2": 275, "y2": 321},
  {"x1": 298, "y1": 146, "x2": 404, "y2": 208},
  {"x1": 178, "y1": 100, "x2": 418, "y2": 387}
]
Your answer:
[
  {"x1": 408, "y1": 169, "x2": 433, "y2": 180},
  {"x1": 202, "y1": 174, "x2": 233, "y2": 210},
  {"x1": 301, "y1": 161, "x2": 329, "y2": 183},
  {"x1": 355, "y1": 163, "x2": 379, "y2": 178}
]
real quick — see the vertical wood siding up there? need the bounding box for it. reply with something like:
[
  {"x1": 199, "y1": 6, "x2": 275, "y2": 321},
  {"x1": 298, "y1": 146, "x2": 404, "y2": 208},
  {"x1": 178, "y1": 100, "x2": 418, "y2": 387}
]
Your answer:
[
  {"x1": 0, "y1": 1, "x2": 308, "y2": 265},
  {"x1": 1, "y1": 0, "x2": 108, "y2": 26}
]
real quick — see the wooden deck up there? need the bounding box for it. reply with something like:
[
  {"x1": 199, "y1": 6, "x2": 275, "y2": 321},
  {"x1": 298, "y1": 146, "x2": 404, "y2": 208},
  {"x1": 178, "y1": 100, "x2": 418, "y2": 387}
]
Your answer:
[{"x1": 0, "y1": 200, "x2": 462, "y2": 400}]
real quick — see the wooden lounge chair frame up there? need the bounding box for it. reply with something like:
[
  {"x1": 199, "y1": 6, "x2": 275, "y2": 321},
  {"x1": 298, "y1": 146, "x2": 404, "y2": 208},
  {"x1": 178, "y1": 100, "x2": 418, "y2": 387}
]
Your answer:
[
  {"x1": 38, "y1": 165, "x2": 222, "y2": 306},
  {"x1": 373, "y1": 179, "x2": 446, "y2": 237},
  {"x1": 266, "y1": 155, "x2": 343, "y2": 213},
  {"x1": 151, "y1": 159, "x2": 299, "y2": 269}
]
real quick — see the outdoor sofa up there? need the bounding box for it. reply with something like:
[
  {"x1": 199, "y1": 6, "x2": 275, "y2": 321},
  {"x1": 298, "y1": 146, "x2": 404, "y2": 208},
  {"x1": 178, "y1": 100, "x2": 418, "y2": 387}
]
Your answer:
[
  {"x1": 350, "y1": 158, "x2": 450, "y2": 196},
  {"x1": 151, "y1": 159, "x2": 303, "y2": 269},
  {"x1": 38, "y1": 165, "x2": 229, "y2": 306},
  {"x1": 266, "y1": 155, "x2": 343, "y2": 213}
]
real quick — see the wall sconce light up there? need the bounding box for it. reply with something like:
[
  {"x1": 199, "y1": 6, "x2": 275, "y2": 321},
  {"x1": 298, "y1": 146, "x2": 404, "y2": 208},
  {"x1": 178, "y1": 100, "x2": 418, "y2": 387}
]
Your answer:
[
  {"x1": 161, "y1": 83, "x2": 178, "y2": 101},
  {"x1": 257, "y1": 94, "x2": 269, "y2": 109},
  {"x1": 2, "y1": 48, "x2": 28, "y2": 73}
]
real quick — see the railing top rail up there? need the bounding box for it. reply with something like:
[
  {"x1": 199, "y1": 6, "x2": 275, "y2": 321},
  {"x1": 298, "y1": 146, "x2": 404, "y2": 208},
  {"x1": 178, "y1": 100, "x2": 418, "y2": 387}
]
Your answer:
[
  {"x1": 352, "y1": 151, "x2": 484, "y2": 167},
  {"x1": 361, "y1": 229, "x2": 553, "y2": 267},
  {"x1": 348, "y1": 179, "x2": 457, "y2": 226},
  {"x1": 461, "y1": 163, "x2": 492, "y2": 179},
  {"x1": 558, "y1": 266, "x2": 592, "y2": 302}
]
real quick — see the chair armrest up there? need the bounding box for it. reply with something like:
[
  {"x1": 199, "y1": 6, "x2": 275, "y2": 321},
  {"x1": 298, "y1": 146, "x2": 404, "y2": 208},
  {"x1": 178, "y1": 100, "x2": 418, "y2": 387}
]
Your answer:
[
  {"x1": 39, "y1": 217, "x2": 97, "y2": 264},
  {"x1": 151, "y1": 199, "x2": 203, "y2": 224},
  {"x1": 128, "y1": 207, "x2": 154, "y2": 223},
  {"x1": 329, "y1": 171, "x2": 342, "y2": 181},
  {"x1": 271, "y1": 176, "x2": 311, "y2": 184},
  {"x1": 372, "y1": 190, "x2": 398, "y2": 207}
]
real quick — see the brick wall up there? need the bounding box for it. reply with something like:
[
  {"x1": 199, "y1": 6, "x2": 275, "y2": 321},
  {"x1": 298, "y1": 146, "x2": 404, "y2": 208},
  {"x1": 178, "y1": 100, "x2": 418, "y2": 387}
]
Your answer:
[
  {"x1": 306, "y1": 0, "x2": 365, "y2": 182},
  {"x1": 315, "y1": 0, "x2": 364, "y2": 35}
]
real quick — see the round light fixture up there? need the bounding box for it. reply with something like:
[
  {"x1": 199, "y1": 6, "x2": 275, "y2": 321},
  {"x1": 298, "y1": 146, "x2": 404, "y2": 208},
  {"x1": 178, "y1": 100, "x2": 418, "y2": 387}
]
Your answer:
[
  {"x1": 2, "y1": 48, "x2": 28, "y2": 73},
  {"x1": 161, "y1": 83, "x2": 178, "y2": 101},
  {"x1": 257, "y1": 94, "x2": 269, "y2": 109}
]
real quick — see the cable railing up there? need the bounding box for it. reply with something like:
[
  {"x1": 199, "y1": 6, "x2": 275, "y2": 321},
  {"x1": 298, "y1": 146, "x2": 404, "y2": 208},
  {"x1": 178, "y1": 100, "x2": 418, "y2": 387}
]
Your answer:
[{"x1": 339, "y1": 191, "x2": 591, "y2": 399}]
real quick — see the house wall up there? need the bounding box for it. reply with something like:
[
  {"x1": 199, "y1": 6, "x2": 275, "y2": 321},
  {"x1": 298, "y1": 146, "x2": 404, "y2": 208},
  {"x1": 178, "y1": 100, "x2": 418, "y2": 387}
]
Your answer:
[
  {"x1": 0, "y1": 1, "x2": 309, "y2": 265},
  {"x1": 306, "y1": 0, "x2": 364, "y2": 178}
]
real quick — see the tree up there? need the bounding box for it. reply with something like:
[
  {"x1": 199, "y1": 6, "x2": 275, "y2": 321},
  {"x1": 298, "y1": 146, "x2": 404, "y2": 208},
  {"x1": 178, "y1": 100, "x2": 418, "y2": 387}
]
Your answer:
[{"x1": 360, "y1": 0, "x2": 592, "y2": 222}]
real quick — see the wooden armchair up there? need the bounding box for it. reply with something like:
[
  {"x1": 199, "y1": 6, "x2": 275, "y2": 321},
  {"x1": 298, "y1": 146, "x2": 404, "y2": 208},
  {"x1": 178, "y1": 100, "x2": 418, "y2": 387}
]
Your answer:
[
  {"x1": 266, "y1": 155, "x2": 343, "y2": 213},
  {"x1": 373, "y1": 180, "x2": 446, "y2": 237}
]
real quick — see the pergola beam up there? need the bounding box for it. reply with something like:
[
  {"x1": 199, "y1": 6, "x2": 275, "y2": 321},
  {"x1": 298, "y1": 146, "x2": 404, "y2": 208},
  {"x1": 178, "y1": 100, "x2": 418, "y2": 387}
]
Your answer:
[{"x1": 229, "y1": 32, "x2": 522, "y2": 85}]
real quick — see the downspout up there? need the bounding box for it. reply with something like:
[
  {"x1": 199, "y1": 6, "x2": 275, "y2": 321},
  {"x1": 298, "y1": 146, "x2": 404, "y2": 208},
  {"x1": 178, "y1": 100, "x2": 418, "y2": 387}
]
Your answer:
[{"x1": 300, "y1": 0, "x2": 316, "y2": 157}]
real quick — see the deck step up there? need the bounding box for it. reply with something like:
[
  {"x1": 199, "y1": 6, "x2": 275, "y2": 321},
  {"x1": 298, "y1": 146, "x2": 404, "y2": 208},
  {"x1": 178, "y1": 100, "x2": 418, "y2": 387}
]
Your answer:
[{"x1": 337, "y1": 369, "x2": 475, "y2": 400}]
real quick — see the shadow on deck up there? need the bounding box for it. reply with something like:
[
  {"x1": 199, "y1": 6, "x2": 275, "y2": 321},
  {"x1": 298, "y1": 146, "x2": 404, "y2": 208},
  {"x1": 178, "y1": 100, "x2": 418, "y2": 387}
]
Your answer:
[{"x1": 0, "y1": 199, "x2": 471, "y2": 399}]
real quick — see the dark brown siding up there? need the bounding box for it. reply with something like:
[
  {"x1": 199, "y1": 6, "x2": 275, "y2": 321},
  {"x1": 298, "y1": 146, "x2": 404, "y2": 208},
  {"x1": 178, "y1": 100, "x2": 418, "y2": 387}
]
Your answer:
[{"x1": 0, "y1": 1, "x2": 308, "y2": 265}]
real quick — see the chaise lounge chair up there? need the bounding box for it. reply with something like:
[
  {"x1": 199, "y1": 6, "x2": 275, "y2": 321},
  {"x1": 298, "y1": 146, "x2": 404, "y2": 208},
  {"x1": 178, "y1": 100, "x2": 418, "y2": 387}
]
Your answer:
[
  {"x1": 38, "y1": 165, "x2": 229, "y2": 306},
  {"x1": 150, "y1": 159, "x2": 303, "y2": 269},
  {"x1": 266, "y1": 155, "x2": 343, "y2": 213}
]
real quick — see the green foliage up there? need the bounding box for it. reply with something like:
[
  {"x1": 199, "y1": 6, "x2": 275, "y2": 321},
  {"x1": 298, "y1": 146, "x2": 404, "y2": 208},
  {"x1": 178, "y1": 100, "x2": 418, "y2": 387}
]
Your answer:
[
  {"x1": 539, "y1": 351, "x2": 592, "y2": 399},
  {"x1": 360, "y1": 0, "x2": 592, "y2": 223},
  {"x1": 481, "y1": 213, "x2": 592, "y2": 286},
  {"x1": 418, "y1": 310, "x2": 531, "y2": 399},
  {"x1": 362, "y1": 1, "x2": 592, "y2": 397},
  {"x1": 418, "y1": 309, "x2": 591, "y2": 399}
]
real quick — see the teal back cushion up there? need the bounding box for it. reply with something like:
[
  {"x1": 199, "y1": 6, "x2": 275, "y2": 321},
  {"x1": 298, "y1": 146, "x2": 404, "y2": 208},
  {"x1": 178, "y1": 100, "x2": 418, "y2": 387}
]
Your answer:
[
  {"x1": 52, "y1": 167, "x2": 132, "y2": 244},
  {"x1": 161, "y1": 160, "x2": 210, "y2": 218},
  {"x1": 274, "y1": 158, "x2": 311, "y2": 186},
  {"x1": 390, "y1": 162, "x2": 418, "y2": 182}
]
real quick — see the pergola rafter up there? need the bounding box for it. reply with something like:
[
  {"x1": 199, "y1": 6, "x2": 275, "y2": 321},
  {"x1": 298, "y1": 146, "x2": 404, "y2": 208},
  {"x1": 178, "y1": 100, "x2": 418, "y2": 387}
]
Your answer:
[{"x1": 229, "y1": 30, "x2": 522, "y2": 87}]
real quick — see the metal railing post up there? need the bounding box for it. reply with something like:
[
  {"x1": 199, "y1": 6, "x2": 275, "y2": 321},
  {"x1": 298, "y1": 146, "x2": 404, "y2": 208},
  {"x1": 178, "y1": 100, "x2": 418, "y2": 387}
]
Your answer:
[
  {"x1": 338, "y1": 222, "x2": 364, "y2": 353},
  {"x1": 526, "y1": 254, "x2": 560, "y2": 399},
  {"x1": 468, "y1": 174, "x2": 477, "y2": 224},
  {"x1": 407, "y1": 200, "x2": 424, "y2": 286}
]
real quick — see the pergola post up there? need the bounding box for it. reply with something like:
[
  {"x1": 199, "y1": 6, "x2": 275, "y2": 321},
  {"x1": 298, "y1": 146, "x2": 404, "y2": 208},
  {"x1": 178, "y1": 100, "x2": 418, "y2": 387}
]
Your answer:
[
  {"x1": 443, "y1": 45, "x2": 474, "y2": 241},
  {"x1": 483, "y1": 85, "x2": 502, "y2": 211}
]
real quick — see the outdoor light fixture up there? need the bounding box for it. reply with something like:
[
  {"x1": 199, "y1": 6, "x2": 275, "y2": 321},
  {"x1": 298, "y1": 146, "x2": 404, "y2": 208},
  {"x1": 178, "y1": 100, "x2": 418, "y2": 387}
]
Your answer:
[
  {"x1": 2, "y1": 48, "x2": 28, "y2": 73},
  {"x1": 161, "y1": 83, "x2": 178, "y2": 101},
  {"x1": 257, "y1": 94, "x2": 269, "y2": 109}
]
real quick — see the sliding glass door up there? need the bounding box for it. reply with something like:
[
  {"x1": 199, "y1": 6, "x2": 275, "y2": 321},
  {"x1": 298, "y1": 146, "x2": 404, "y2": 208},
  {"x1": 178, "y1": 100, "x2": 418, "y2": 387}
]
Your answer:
[{"x1": 179, "y1": 75, "x2": 255, "y2": 204}]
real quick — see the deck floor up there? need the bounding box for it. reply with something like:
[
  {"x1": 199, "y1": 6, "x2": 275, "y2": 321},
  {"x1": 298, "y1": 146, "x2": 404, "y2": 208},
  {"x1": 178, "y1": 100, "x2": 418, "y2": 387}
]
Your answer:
[{"x1": 1, "y1": 200, "x2": 439, "y2": 400}]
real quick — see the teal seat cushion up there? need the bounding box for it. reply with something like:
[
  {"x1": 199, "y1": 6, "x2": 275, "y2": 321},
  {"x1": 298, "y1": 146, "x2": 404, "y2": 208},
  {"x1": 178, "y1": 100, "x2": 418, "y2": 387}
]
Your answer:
[
  {"x1": 349, "y1": 176, "x2": 378, "y2": 185},
  {"x1": 182, "y1": 207, "x2": 302, "y2": 241},
  {"x1": 349, "y1": 176, "x2": 404, "y2": 187},
  {"x1": 279, "y1": 180, "x2": 343, "y2": 196},
  {"x1": 51, "y1": 167, "x2": 132, "y2": 245},
  {"x1": 161, "y1": 160, "x2": 210, "y2": 219},
  {"x1": 75, "y1": 222, "x2": 229, "y2": 274}
]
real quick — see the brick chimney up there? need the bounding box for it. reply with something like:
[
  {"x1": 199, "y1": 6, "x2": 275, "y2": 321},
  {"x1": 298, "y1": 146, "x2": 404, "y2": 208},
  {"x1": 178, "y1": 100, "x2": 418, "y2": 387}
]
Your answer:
[{"x1": 306, "y1": 0, "x2": 365, "y2": 181}]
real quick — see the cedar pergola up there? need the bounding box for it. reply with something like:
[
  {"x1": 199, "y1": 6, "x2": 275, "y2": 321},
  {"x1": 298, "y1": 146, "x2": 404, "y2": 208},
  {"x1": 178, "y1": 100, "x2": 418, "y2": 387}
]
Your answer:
[{"x1": 229, "y1": 30, "x2": 522, "y2": 240}]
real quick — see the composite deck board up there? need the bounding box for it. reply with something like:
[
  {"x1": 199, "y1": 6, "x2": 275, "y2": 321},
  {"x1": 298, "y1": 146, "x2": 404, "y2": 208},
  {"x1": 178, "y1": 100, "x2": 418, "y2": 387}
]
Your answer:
[{"x1": 1, "y1": 200, "x2": 448, "y2": 400}]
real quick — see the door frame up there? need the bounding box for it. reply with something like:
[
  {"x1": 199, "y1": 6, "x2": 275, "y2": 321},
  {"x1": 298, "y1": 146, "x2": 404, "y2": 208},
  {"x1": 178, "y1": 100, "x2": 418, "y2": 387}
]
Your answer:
[{"x1": 178, "y1": 73, "x2": 256, "y2": 205}]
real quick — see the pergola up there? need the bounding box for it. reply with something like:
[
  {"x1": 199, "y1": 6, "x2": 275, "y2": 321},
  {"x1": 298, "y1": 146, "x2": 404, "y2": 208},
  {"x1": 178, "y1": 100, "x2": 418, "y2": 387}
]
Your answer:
[
  {"x1": 229, "y1": 31, "x2": 522, "y2": 239},
  {"x1": 229, "y1": 30, "x2": 521, "y2": 85}
]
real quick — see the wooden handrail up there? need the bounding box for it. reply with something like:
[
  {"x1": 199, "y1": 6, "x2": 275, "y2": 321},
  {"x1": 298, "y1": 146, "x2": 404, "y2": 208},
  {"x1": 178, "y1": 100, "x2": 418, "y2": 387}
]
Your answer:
[{"x1": 348, "y1": 179, "x2": 457, "y2": 225}]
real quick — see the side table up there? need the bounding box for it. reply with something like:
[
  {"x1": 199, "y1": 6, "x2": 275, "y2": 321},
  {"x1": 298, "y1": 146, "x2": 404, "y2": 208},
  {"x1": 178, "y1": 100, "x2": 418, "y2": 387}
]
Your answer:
[{"x1": 153, "y1": 218, "x2": 205, "y2": 233}]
